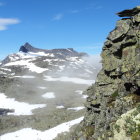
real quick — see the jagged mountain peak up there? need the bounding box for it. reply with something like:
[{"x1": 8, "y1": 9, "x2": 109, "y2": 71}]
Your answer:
[
  {"x1": 19, "y1": 43, "x2": 46, "y2": 53},
  {"x1": 19, "y1": 42, "x2": 34, "y2": 52}
]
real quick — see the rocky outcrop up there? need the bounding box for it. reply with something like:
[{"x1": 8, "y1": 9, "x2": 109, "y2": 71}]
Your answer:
[
  {"x1": 117, "y1": 6, "x2": 140, "y2": 17},
  {"x1": 71, "y1": 6, "x2": 140, "y2": 140},
  {"x1": 19, "y1": 42, "x2": 41, "y2": 53}
]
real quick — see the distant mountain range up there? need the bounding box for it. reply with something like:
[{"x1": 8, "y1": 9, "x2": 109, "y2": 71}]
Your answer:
[{"x1": 0, "y1": 43, "x2": 100, "y2": 78}]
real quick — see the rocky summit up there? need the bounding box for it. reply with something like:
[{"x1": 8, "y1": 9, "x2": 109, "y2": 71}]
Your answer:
[
  {"x1": 58, "y1": 6, "x2": 140, "y2": 140},
  {"x1": 19, "y1": 42, "x2": 45, "y2": 53},
  {"x1": 1, "y1": 43, "x2": 95, "y2": 77},
  {"x1": 19, "y1": 42, "x2": 85, "y2": 57}
]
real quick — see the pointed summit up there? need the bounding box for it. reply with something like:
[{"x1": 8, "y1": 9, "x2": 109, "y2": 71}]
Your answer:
[{"x1": 19, "y1": 43, "x2": 39, "y2": 53}]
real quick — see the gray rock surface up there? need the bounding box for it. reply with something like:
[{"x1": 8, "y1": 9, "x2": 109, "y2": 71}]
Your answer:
[{"x1": 62, "y1": 6, "x2": 140, "y2": 140}]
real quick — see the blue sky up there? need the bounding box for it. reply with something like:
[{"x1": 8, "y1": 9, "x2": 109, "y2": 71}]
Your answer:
[{"x1": 0, "y1": 0, "x2": 139, "y2": 59}]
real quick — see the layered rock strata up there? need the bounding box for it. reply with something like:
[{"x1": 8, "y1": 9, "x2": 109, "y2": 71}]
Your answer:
[{"x1": 73, "y1": 6, "x2": 140, "y2": 140}]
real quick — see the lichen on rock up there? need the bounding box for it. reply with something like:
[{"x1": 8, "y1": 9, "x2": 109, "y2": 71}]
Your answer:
[{"x1": 69, "y1": 6, "x2": 140, "y2": 140}]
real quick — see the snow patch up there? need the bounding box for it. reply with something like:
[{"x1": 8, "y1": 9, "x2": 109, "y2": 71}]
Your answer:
[
  {"x1": 56, "y1": 105, "x2": 65, "y2": 109},
  {"x1": 0, "y1": 71, "x2": 7, "y2": 75},
  {"x1": 59, "y1": 65, "x2": 65, "y2": 71},
  {"x1": 0, "y1": 68, "x2": 11, "y2": 72},
  {"x1": 0, "y1": 117, "x2": 84, "y2": 140},
  {"x1": 67, "y1": 106, "x2": 85, "y2": 111},
  {"x1": 42, "y1": 92, "x2": 55, "y2": 99},
  {"x1": 75, "y1": 90, "x2": 88, "y2": 99},
  {"x1": 5, "y1": 60, "x2": 48, "y2": 73},
  {"x1": 43, "y1": 59, "x2": 53, "y2": 63},
  {"x1": 14, "y1": 75, "x2": 35, "y2": 78},
  {"x1": 75, "y1": 90, "x2": 83, "y2": 95},
  {"x1": 82, "y1": 95, "x2": 88, "y2": 99},
  {"x1": 10, "y1": 73, "x2": 15, "y2": 76},
  {"x1": 17, "y1": 52, "x2": 36, "y2": 59},
  {"x1": 29, "y1": 52, "x2": 55, "y2": 57},
  {"x1": 38, "y1": 87, "x2": 47, "y2": 89},
  {"x1": 0, "y1": 93, "x2": 46, "y2": 115}
]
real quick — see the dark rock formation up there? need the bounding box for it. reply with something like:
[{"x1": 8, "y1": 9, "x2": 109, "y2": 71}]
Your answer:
[
  {"x1": 0, "y1": 108, "x2": 14, "y2": 116},
  {"x1": 19, "y1": 42, "x2": 86, "y2": 57},
  {"x1": 19, "y1": 42, "x2": 42, "y2": 53},
  {"x1": 70, "y1": 6, "x2": 140, "y2": 140},
  {"x1": 117, "y1": 6, "x2": 140, "y2": 17}
]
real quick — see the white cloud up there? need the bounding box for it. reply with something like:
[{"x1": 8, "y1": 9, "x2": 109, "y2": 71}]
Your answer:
[
  {"x1": 0, "y1": 18, "x2": 20, "y2": 30},
  {"x1": 52, "y1": 14, "x2": 63, "y2": 21}
]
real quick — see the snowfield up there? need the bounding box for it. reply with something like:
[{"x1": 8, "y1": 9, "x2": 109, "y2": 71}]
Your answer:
[
  {"x1": 44, "y1": 76, "x2": 95, "y2": 85},
  {"x1": 56, "y1": 105, "x2": 65, "y2": 109},
  {"x1": 0, "y1": 93, "x2": 46, "y2": 115},
  {"x1": 0, "y1": 117, "x2": 84, "y2": 140}
]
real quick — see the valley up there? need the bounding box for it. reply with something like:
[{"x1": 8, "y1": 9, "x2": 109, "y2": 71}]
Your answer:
[{"x1": 0, "y1": 43, "x2": 101, "y2": 139}]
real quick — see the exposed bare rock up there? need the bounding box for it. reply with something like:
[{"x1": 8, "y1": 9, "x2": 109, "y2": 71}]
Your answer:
[
  {"x1": 67, "y1": 6, "x2": 140, "y2": 140},
  {"x1": 117, "y1": 6, "x2": 140, "y2": 17}
]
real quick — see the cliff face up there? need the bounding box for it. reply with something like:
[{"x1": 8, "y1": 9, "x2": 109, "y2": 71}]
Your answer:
[{"x1": 74, "y1": 6, "x2": 140, "y2": 140}]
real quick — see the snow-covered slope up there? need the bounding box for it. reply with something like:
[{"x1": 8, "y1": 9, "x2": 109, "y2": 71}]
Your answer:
[
  {"x1": 0, "y1": 43, "x2": 99, "y2": 78},
  {"x1": 0, "y1": 43, "x2": 101, "y2": 139}
]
